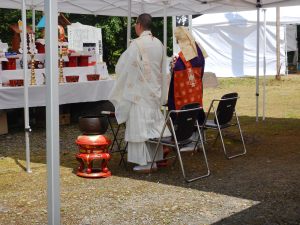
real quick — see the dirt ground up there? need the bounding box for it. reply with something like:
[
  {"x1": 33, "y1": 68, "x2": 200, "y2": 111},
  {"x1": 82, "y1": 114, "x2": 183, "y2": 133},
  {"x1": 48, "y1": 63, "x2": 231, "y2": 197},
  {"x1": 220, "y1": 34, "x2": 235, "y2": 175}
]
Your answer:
[{"x1": 0, "y1": 76, "x2": 300, "y2": 225}]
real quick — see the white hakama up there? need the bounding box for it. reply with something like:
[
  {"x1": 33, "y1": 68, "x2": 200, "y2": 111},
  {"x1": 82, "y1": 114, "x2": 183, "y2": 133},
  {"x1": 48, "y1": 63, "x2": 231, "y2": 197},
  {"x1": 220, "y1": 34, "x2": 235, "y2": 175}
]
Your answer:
[
  {"x1": 125, "y1": 104, "x2": 167, "y2": 166},
  {"x1": 109, "y1": 31, "x2": 171, "y2": 166}
]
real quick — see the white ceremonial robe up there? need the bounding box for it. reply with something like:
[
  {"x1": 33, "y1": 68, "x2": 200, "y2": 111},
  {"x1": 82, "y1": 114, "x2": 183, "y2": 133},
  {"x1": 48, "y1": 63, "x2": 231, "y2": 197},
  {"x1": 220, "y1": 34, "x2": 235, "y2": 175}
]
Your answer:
[{"x1": 109, "y1": 31, "x2": 171, "y2": 166}]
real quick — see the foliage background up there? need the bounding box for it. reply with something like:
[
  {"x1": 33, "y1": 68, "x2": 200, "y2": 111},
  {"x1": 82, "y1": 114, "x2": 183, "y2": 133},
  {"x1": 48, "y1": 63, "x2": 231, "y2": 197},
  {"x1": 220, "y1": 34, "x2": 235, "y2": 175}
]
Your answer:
[{"x1": 0, "y1": 9, "x2": 173, "y2": 73}]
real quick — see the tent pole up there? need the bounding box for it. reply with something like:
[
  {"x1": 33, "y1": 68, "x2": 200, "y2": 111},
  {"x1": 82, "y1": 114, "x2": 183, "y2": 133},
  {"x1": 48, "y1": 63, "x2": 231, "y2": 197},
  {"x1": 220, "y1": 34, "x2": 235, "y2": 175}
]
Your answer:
[
  {"x1": 296, "y1": 27, "x2": 299, "y2": 74},
  {"x1": 163, "y1": 1, "x2": 167, "y2": 117},
  {"x1": 32, "y1": 8, "x2": 35, "y2": 33},
  {"x1": 256, "y1": 1, "x2": 261, "y2": 122},
  {"x1": 22, "y1": 0, "x2": 32, "y2": 173},
  {"x1": 127, "y1": 0, "x2": 131, "y2": 48},
  {"x1": 284, "y1": 25, "x2": 288, "y2": 75},
  {"x1": 276, "y1": 7, "x2": 281, "y2": 77},
  {"x1": 263, "y1": 9, "x2": 266, "y2": 121},
  {"x1": 45, "y1": 0, "x2": 60, "y2": 223}
]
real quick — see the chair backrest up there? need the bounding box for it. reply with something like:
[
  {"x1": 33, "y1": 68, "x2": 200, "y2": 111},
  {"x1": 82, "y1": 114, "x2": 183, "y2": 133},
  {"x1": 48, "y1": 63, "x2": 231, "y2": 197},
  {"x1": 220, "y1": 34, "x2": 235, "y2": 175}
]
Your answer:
[
  {"x1": 172, "y1": 103, "x2": 200, "y2": 142},
  {"x1": 214, "y1": 92, "x2": 238, "y2": 125}
]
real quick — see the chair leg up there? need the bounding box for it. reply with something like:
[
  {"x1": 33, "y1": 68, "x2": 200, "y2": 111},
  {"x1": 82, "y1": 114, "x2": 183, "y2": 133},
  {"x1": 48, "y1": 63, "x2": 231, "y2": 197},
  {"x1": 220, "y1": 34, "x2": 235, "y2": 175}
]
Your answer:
[
  {"x1": 112, "y1": 124, "x2": 122, "y2": 151},
  {"x1": 184, "y1": 126, "x2": 210, "y2": 182},
  {"x1": 175, "y1": 145, "x2": 188, "y2": 181},
  {"x1": 216, "y1": 125, "x2": 229, "y2": 158},
  {"x1": 149, "y1": 142, "x2": 162, "y2": 173},
  {"x1": 118, "y1": 142, "x2": 128, "y2": 167},
  {"x1": 149, "y1": 119, "x2": 172, "y2": 173},
  {"x1": 235, "y1": 114, "x2": 247, "y2": 156},
  {"x1": 217, "y1": 118, "x2": 246, "y2": 159},
  {"x1": 178, "y1": 126, "x2": 210, "y2": 183},
  {"x1": 198, "y1": 126, "x2": 210, "y2": 174},
  {"x1": 107, "y1": 119, "x2": 128, "y2": 167},
  {"x1": 202, "y1": 129, "x2": 207, "y2": 143},
  {"x1": 108, "y1": 118, "x2": 119, "y2": 152},
  {"x1": 171, "y1": 154, "x2": 178, "y2": 167}
]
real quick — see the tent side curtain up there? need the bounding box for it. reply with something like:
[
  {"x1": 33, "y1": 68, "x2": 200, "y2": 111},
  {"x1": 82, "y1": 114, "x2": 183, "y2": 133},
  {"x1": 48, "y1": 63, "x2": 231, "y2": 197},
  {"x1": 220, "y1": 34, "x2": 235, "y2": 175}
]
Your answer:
[
  {"x1": 192, "y1": 6, "x2": 300, "y2": 77},
  {"x1": 192, "y1": 19, "x2": 286, "y2": 77}
]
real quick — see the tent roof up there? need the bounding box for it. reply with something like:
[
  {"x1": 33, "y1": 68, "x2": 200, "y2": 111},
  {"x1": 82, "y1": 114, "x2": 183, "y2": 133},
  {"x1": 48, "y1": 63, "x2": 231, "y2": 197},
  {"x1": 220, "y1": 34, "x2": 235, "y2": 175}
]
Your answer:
[
  {"x1": 192, "y1": 5, "x2": 300, "y2": 26},
  {"x1": 1, "y1": 0, "x2": 300, "y2": 17}
]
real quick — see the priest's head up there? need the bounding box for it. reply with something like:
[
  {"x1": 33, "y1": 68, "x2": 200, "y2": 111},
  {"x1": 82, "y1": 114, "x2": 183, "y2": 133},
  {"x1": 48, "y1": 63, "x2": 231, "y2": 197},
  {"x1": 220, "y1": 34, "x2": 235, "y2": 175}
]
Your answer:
[{"x1": 135, "y1": 13, "x2": 152, "y2": 36}]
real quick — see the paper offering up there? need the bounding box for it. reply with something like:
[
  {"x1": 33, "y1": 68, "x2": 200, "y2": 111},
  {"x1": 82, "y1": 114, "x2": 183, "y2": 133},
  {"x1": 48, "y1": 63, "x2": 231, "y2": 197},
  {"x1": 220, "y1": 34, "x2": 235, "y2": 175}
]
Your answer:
[{"x1": 68, "y1": 23, "x2": 103, "y2": 60}]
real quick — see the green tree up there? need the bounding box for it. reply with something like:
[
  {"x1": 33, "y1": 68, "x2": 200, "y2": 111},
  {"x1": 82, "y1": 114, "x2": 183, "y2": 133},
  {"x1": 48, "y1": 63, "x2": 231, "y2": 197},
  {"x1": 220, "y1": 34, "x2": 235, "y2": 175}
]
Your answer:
[{"x1": 0, "y1": 8, "x2": 21, "y2": 45}]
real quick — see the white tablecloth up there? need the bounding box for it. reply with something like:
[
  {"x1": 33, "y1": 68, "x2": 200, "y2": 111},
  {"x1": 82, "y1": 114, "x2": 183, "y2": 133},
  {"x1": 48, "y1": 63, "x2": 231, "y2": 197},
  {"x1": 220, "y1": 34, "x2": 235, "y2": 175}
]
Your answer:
[{"x1": 0, "y1": 79, "x2": 115, "y2": 109}]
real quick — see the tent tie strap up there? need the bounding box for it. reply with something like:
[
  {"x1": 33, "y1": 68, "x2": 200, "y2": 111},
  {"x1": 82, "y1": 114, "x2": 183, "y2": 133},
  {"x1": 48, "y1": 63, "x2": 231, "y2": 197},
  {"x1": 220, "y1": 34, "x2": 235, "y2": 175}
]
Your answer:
[
  {"x1": 256, "y1": 0, "x2": 262, "y2": 8},
  {"x1": 25, "y1": 127, "x2": 32, "y2": 132}
]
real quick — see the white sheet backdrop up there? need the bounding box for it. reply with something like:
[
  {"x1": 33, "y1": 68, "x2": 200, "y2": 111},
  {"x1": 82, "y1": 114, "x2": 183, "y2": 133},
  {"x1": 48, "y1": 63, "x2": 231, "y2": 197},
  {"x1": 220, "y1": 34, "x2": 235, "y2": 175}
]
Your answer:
[{"x1": 192, "y1": 6, "x2": 300, "y2": 77}]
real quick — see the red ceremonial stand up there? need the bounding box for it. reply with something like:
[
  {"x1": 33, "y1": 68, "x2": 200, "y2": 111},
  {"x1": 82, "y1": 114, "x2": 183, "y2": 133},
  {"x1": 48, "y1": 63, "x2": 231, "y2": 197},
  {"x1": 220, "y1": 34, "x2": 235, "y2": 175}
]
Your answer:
[{"x1": 75, "y1": 134, "x2": 111, "y2": 178}]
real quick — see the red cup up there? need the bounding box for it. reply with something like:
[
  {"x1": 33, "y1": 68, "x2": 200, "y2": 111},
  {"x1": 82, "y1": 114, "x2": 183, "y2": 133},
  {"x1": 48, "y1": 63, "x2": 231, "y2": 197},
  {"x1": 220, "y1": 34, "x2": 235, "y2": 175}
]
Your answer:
[
  {"x1": 9, "y1": 79, "x2": 24, "y2": 86},
  {"x1": 78, "y1": 56, "x2": 90, "y2": 67},
  {"x1": 36, "y1": 42, "x2": 45, "y2": 53},
  {"x1": 65, "y1": 75, "x2": 79, "y2": 82},
  {"x1": 2, "y1": 58, "x2": 17, "y2": 70},
  {"x1": 86, "y1": 74, "x2": 100, "y2": 81},
  {"x1": 66, "y1": 56, "x2": 78, "y2": 67}
]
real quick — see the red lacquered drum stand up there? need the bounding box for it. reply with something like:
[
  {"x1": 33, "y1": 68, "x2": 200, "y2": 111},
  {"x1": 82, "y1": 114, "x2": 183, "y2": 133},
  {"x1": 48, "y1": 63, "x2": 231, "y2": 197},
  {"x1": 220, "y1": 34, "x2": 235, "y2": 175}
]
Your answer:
[{"x1": 75, "y1": 135, "x2": 111, "y2": 178}]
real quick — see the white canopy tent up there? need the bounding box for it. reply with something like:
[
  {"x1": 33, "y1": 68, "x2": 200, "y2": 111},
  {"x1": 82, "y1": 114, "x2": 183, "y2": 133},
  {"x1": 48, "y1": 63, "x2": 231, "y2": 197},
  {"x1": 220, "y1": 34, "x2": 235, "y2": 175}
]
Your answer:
[
  {"x1": 1, "y1": 0, "x2": 300, "y2": 16},
  {"x1": 192, "y1": 6, "x2": 300, "y2": 77},
  {"x1": 1, "y1": 1, "x2": 300, "y2": 224}
]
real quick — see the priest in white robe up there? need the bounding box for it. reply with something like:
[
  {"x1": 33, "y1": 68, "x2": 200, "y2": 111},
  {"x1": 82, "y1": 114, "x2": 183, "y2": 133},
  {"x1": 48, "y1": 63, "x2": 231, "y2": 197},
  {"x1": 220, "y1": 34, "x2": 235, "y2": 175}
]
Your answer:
[{"x1": 108, "y1": 13, "x2": 171, "y2": 172}]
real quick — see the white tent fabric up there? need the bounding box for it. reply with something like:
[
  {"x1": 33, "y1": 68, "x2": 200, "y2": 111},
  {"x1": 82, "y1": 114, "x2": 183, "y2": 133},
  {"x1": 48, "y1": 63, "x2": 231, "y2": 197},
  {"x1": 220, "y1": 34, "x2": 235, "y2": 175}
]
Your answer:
[
  {"x1": 192, "y1": 6, "x2": 300, "y2": 77},
  {"x1": 193, "y1": 21, "x2": 285, "y2": 77},
  {"x1": 1, "y1": 0, "x2": 300, "y2": 17},
  {"x1": 286, "y1": 24, "x2": 298, "y2": 52},
  {"x1": 245, "y1": 6, "x2": 300, "y2": 25},
  {"x1": 194, "y1": 6, "x2": 300, "y2": 25}
]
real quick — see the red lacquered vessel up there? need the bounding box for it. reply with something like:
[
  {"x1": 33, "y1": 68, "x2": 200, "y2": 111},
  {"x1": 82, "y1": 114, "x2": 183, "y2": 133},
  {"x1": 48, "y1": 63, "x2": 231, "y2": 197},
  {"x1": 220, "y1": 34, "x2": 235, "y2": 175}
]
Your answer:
[
  {"x1": 75, "y1": 134, "x2": 112, "y2": 178},
  {"x1": 2, "y1": 58, "x2": 17, "y2": 70}
]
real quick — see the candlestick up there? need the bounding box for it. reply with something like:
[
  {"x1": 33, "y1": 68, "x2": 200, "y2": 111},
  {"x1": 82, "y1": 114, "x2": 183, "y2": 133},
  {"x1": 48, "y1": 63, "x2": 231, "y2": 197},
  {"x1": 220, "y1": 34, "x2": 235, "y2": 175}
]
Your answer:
[
  {"x1": 59, "y1": 52, "x2": 64, "y2": 83},
  {"x1": 30, "y1": 54, "x2": 36, "y2": 85}
]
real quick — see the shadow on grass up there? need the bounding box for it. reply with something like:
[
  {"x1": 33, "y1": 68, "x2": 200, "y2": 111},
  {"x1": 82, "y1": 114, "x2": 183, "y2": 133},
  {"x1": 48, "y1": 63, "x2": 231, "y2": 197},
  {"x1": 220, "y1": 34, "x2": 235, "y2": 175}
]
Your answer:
[{"x1": 1, "y1": 116, "x2": 300, "y2": 224}]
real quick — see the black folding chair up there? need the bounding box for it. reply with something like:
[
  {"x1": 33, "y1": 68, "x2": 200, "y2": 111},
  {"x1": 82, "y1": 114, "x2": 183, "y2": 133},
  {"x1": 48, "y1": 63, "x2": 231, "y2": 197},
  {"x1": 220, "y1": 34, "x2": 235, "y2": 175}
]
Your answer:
[
  {"x1": 100, "y1": 111, "x2": 127, "y2": 166},
  {"x1": 202, "y1": 92, "x2": 246, "y2": 159},
  {"x1": 147, "y1": 103, "x2": 210, "y2": 183}
]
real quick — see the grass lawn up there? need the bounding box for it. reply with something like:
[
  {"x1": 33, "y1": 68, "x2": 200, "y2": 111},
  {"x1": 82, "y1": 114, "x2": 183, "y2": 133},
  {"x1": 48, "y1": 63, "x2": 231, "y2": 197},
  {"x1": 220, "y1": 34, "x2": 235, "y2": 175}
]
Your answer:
[{"x1": 204, "y1": 74, "x2": 300, "y2": 119}]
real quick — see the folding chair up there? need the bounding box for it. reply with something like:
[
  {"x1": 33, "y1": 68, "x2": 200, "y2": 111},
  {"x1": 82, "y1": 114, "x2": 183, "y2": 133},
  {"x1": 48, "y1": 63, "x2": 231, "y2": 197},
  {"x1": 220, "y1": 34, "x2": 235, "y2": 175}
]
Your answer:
[
  {"x1": 202, "y1": 92, "x2": 246, "y2": 159},
  {"x1": 100, "y1": 111, "x2": 127, "y2": 166},
  {"x1": 147, "y1": 103, "x2": 210, "y2": 183}
]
